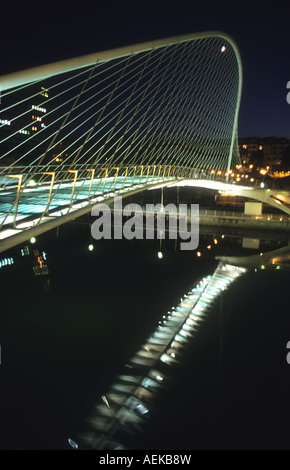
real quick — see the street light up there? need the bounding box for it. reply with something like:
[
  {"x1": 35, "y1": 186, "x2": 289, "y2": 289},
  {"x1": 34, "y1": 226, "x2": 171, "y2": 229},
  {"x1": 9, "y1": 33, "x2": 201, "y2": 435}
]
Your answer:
[
  {"x1": 88, "y1": 244, "x2": 94, "y2": 251},
  {"x1": 158, "y1": 251, "x2": 163, "y2": 259}
]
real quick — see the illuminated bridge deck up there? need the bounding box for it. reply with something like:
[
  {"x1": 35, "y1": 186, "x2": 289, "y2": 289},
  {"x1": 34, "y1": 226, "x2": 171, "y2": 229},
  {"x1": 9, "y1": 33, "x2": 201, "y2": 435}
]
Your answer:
[
  {"x1": 0, "y1": 176, "x2": 164, "y2": 226},
  {"x1": 0, "y1": 175, "x2": 173, "y2": 251}
]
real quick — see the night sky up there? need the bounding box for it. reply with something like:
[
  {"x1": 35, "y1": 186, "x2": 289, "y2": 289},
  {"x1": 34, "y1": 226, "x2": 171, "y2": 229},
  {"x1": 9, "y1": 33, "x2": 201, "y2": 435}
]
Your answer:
[{"x1": 1, "y1": 1, "x2": 290, "y2": 138}]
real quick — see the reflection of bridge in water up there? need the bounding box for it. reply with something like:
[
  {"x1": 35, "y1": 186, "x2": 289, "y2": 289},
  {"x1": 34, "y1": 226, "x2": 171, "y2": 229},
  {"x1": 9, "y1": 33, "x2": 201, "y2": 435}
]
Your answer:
[
  {"x1": 217, "y1": 243, "x2": 290, "y2": 272},
  {"x1": 68, "y1": 240, "x2": 289, "y2": 449},
  {"x1": 71, "y1": 261, "x2": 247, "y2": 450}
]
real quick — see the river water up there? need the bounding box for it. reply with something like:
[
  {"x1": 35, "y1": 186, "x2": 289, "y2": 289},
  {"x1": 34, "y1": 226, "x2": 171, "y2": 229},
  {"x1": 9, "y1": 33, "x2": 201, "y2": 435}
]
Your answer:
[{"x1": 0, "y1": 212, "x2": 290, "y2": 450}]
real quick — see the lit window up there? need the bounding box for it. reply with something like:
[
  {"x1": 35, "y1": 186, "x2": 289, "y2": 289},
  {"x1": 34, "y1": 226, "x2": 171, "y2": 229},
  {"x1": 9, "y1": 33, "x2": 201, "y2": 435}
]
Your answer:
[
  {"x1": 32, "y1": 105, "x2": 46, "y2": 113},
  {"x1": 18, "y1": 129, "x2": 30, "y2": 135},
  {"x1": 41, "y1": 87, "x2": 49, "y2": 98}
]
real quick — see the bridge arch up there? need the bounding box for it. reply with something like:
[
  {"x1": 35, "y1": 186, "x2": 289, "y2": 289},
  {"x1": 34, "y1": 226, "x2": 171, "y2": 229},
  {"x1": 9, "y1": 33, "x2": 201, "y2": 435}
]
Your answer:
[{"x1": 0, "y1": 31, "x2": 243, "y2": 251}]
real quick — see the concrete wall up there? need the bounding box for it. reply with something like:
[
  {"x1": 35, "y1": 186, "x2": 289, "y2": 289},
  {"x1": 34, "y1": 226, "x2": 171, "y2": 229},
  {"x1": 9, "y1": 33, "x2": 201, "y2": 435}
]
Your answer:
[{"x1": 244, "y1": 201, "x2": 262, "y2": 216}]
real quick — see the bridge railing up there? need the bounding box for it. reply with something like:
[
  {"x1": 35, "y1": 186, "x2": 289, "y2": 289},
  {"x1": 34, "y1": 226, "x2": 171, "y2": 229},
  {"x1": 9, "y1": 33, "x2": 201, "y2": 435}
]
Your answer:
[
  {"x1": 0, "y1": 163, "x2": 197, "y2": 185},
  {"x1": 0, "y1": 163, "x2": 201, "y2": 230}
]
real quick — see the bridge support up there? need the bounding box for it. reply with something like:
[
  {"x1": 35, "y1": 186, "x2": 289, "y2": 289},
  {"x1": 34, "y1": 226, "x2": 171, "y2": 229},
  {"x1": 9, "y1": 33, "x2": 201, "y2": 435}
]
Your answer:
[
  {"x1": 168, "y1": 180, "x2": 290, "y2": 216},
  {"x1": 244, "y1": 201, "x2": 262, "y2": 216}
]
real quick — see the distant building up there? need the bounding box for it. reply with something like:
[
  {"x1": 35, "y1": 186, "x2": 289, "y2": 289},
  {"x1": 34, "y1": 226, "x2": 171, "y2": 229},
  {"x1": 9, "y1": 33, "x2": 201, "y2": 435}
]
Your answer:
[
  {"x1": 0, "y1": 84, "x2": 49, "y2": 166},
  {"x1": 239, "y1": 137, "x2": 290, "y2": 170}
]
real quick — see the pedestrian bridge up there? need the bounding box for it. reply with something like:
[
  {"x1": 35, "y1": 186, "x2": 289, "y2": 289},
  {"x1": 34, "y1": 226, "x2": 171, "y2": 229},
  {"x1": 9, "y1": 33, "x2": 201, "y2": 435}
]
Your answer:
[
  {"x1": 0, "y1": 30, "x2": 287, "y2": 254},
  {"x1": 165, "y1": 178, "x2": 290, "y2": 215},
  {"x1": 0, "y1": 31, "x2": 242, "y2": 251},
  {"x1": 1, "y1": 171, "x2": 289, "y2": 253}
]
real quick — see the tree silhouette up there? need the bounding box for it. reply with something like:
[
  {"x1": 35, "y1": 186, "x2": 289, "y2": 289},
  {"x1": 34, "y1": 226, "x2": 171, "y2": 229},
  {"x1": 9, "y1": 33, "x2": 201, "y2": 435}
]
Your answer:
[
  {"x1": 280, "y1": 146, "x2": 290, "y2": 170},
  {"x1": 250, "y1": 149, "x2": 265, "y2": 169}
]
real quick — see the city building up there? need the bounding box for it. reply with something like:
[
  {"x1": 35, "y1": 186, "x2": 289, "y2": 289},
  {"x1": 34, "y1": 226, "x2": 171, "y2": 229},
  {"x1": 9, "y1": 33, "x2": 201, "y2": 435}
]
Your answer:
[
  {"x1": 0, "y1": 84, "x2": 49, "y2": 167},
  {"x1": 239, "y1": 137, "x2": 290, "y2": 172}
]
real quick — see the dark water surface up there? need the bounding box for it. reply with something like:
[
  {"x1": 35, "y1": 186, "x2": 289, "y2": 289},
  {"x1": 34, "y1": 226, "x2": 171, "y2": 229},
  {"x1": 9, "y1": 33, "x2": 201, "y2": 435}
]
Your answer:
[{"x1": 0, "y1": 221, "x2": 290, "y2": 450}]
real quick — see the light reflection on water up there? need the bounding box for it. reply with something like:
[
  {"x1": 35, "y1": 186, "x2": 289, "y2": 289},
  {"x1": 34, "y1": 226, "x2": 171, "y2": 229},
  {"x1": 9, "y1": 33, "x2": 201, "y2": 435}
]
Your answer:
[{"x1": 0, "y1": 221, "x2": 290, "y2": 450}]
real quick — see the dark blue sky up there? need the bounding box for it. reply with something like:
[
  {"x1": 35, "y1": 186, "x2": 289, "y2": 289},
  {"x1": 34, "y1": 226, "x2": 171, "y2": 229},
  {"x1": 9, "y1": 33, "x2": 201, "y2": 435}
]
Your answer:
[{"x1": 2, "y1": 2, "x2": 290, "y2": 138}]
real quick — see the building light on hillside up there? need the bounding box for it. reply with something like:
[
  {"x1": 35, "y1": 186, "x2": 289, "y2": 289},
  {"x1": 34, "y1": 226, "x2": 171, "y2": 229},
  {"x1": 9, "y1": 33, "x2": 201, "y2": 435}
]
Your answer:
[
  {"x1": 32, "y1": 105, "x2": 46, "y2": 113},
  {"x1": 41, "y1": 87, "x2": 49, "y2": 98},
  {"x1": 19, "y1": 129, "x2": 30, "y2": 135},
  {"x1": 0, "y1": 119, "x2": 11, "y2": 125}
]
